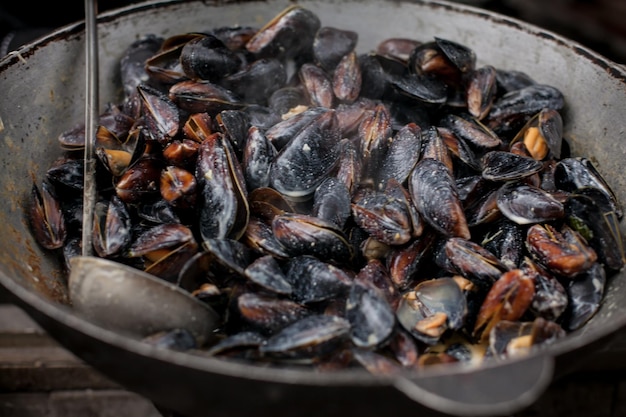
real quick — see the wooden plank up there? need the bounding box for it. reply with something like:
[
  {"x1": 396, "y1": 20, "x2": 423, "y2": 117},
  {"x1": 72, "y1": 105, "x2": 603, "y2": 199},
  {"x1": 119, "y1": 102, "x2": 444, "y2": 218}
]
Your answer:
[
  {"x1": 0, "y1": 304, "x2": 46, "y2": 334},
  {"x1": 0, "y1": 355, "x2": 121, "y2": 391},
  {"x1": 0, "y1": 390, "x2": 162, "y2": 417},
  {"x1": 0, "y1": 304, "x2": 120, "y2": 391}
]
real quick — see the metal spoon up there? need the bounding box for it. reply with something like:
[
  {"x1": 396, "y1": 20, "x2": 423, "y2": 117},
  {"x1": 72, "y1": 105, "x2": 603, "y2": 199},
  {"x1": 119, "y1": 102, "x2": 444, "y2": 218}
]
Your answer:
[
  {"x1": 69, "y1": 256, "x2": 218, "y2": 345},
  {"x1": 68, "y1": 0, "x2": 218, "y2": 346}
]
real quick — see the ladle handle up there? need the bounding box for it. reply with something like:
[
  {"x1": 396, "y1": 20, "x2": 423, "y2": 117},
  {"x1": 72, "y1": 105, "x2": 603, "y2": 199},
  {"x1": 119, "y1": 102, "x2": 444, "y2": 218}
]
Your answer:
[
  {"x1": 82, "y1": 0, "x2": 99, "y2": 256},
  {"x1": 392, "y1": 354, "x2": 554, "y2": 416}
]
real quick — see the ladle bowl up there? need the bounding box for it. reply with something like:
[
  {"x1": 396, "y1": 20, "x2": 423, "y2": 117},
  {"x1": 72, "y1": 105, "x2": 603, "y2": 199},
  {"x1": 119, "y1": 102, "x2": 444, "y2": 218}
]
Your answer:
[{"x1": 69, "y1": 256, "x2": 219, "y2": 344}]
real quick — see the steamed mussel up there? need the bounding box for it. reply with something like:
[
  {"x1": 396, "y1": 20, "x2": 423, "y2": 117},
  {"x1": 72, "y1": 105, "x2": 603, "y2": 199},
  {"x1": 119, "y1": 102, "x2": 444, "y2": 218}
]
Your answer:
[{"x1": 29, "y1": 5, "x2": 625, "y2": 374}]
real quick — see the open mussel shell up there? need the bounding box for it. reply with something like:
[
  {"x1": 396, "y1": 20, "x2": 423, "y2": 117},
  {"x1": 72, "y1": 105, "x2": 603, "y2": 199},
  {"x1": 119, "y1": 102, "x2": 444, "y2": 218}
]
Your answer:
[
  {"x1": 46, "y1": 157, "x2": 85, "y2": 194},
  {"x1": 248, "y1": 186, "x2": 295, "y2": 221},
  {"x1": 299, "y1": 62, "x2": 335, "y2": 108},
  {"x1": 440, "y1": 237, "x2": 507, "y2": 287},
  {"x1": 555, "y1": 157, "x2": 623, "y2": 219},
  {"x1": 485, "y1": 84, "x2": 564, "y2": 136},
  {"x1": 396, "y1": 277, "x2": 468, "y2": 345},
  {"x1": 114, "y1": 155, "x2": 164, "y2": 204},
  {"x1": 488, "y1": 318, "x2": 565, "y2": 359},
  {"x1": 202, "y1": 237, "x2": 257, "y2": 277},
  {"x1": 91, "y1": 195, "x2": 132, "y2": 258},
  {"x1": 388, "y1": 71, "x2": 448, "y2": 106},
  {"x1": 387, "y1": 231, "x2": 438, "y2": 290},
  {"x1": 94, "y1": 125, "x2": 146, "y2": 178},
  {"x1": 565, "y1": 193, "x2": 625, "y2": 271},
  {"x1": 144, "y1": 33, "x2": 201, "y2": 85},
  {"x1": 137, "y1": 84, "x2": 181, "y2": 144},
  {"x1": 264, "y1": 106, "x2": 327, "y2": 150},
  {"x1": 525, "y1": 223, "x2": 598, "y2": 279},
  {"x1": 466, "y1": 65, "x2": 497, "y2": 120},
  {"x1": 196, "y1": 132, "x2": 250, "y2": 241},
  {"x1": 509, "y1": 108, "x2": 563, "y2": 160},
  {"x1": 242, "y1": 217, "x2": 290, "y2": 259},
  {"x1": 434, "y1": 37, "x2": 476, "y2": 74},
  {"x1": 472, "y1": 269, "x2": 535, "y2": 343},
  {"x1": 441, "y1": 114, "x2": 501, "y2": 150},
  {"x1": 28, "y1": 180, "x2": 67, "y2": 251}
]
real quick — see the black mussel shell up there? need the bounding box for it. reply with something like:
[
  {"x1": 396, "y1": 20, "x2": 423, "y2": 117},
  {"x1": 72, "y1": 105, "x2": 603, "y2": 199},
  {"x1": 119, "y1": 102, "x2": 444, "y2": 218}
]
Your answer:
[
  {"x1": 259, "y1": 314, "x2": 350, "y2": 360},
  {"x1": 561, "y1": 263, "x2": 606, "y2": 331},
  {"x1": 284, "y1": 255, "x2": 352, "y2": 304},
  {"x1": 269, "y1": 109, "x2": 341, "y2": 199},
  {"x1": 244, "y1": 255, "x2": 292, "y2": 295},
  {"x1": 496, "y1": 182, "x2": 564, "y2": 225},
  {"x1": 346, "y1": 281, "x2": 395, "y2": 348},
  {"x1": 409, "y1": 158, "x2": 470, "y2": 239}
]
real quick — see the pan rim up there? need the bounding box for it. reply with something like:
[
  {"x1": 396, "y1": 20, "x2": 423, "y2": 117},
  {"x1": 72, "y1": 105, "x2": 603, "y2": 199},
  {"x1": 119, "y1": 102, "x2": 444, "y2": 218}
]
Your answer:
[{"x1": 1, "y1": 0, "x2": 625, "y2": 390}]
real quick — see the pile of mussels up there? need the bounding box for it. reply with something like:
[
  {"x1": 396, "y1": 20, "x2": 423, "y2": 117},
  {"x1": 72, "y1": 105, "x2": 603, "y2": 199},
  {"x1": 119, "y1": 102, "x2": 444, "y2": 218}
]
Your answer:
[{"x1": 29, "y1": 5, "x2": 625, "y2": 370}]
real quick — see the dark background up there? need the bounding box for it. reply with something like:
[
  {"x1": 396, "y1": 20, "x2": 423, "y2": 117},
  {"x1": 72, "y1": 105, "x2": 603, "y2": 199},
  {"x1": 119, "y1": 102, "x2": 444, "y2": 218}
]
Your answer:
[
  {"x1": 0, "y1": 0, "x2": 139, "y2": 56},
  {"x1": 1, "y1": 0, "x2": 625, "y2": 63}
]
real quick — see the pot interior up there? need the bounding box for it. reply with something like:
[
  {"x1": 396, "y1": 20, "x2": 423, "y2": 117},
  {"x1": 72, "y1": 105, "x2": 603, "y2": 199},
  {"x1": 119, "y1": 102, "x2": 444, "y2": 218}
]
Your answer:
[{"x1": 1, "y1": 0, "x2": 625, "y2": 388}]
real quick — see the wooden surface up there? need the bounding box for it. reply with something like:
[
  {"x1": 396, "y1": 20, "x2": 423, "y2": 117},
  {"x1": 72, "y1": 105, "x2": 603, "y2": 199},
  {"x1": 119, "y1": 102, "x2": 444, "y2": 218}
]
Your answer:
[
  {"x1": 2, "y1": 301, "x2": 626, "y2": 417},
  {"x1": 0, "y1": 303, "x2": 162, "y2": 417}
]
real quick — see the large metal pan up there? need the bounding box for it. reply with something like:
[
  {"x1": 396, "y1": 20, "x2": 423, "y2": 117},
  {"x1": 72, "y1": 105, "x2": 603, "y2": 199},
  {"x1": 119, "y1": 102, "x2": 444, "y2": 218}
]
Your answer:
[{"x1": 1, "y1": 1, "x2": 626, "y2": 416}]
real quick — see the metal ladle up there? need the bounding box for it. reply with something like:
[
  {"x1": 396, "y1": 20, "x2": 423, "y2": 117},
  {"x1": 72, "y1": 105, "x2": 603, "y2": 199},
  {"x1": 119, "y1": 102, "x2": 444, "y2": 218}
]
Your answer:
[{"x1": 68, "y1": 0, "x2": 218, "y2": 346}]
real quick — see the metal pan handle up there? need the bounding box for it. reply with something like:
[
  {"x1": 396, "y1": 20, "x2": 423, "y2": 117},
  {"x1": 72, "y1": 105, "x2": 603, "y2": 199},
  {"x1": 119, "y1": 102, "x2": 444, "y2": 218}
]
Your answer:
[{"x1": 392, "y1": 354, "x2": 554, "y2": 416}]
